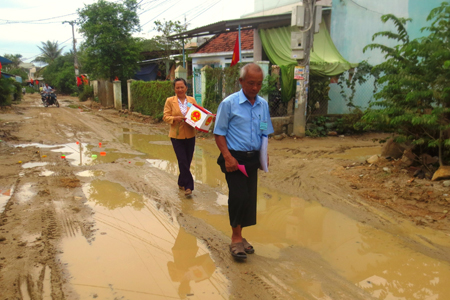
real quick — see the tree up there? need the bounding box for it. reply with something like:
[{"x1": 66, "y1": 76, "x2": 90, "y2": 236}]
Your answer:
[
  {"x1": 152, "y1": 19, "x2": 186, "y2": 76},
  {"x1": 2, "y1": 54, "x2": 22, "y2": 71},
  {"x1": 42, "y1": 53, "x2": 78, "y2": 95},
  {"x1": 34, "y1": 41, "x2": 64, "y2": 64},
  {"x1": 362, "y1": 3, "x2": 450, "y2": 167},
  {"x1": 77, "y1": 0, "x2": 142, "y2": 81}
]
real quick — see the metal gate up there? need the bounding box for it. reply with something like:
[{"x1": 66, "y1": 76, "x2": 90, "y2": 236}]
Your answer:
[{"x1": 193, "y1": 68, "x2": 202, "y2": 105}]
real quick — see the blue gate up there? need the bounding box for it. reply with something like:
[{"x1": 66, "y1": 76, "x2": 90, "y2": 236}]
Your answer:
[{"x1": 193, "y1": 68, "x2": 202, "y2": 105}]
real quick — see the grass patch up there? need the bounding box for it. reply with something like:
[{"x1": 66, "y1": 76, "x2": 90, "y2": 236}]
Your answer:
[{"x1": 68, "y1": 104, "x2": 79, "y2": 109}]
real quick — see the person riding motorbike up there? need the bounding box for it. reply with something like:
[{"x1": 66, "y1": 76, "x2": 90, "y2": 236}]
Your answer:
[{"x1": 42, "y1": 83, "x2": 55, "y2": 105}]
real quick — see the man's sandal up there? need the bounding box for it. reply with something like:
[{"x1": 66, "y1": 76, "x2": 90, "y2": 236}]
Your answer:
[
  {"x1": 242, "y1": 238, "x2": 255, "y2": 254},
  {"x1": 229, "y1": 242, "x2": 247, "y2": 259}
]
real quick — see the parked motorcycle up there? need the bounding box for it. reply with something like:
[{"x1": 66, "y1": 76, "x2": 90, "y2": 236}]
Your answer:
[{"x1": 41, "y1": 92, "x2": 59, "y2": 108}]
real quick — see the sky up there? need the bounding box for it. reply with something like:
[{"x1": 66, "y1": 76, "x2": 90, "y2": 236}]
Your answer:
[{"x1": 0, "y1": 0, "x2": 255, "y2": 63}]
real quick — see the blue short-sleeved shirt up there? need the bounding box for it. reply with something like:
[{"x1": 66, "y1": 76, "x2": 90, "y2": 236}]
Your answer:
[{"x1": 214, "y1": 89, "x2": 274, "y2": 151}]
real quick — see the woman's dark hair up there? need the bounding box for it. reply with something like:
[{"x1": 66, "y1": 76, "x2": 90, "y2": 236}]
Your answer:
[{"x1": 173, "y1": 78, "x2": 187, "y2": 88}]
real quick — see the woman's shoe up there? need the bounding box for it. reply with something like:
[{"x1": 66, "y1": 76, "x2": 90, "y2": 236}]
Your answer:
[{"x1": 184, "y1": 189, "x2": 192, "y2": 196}]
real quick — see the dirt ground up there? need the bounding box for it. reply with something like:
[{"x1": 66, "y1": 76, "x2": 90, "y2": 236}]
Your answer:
[{"x1": 1, "y1": 93, "x2": 450, "y2": 300}]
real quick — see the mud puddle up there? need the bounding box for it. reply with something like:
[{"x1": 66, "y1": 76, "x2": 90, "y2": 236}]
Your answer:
[
  {"x1": 121, "y1": 133, "x2": 226, "y2": 191},
  {"x1": 15, "y1": 142, "x2": 143, "y2": 166},
  {"x1": 0, "y1": 187, "x2": 14, "y2": 213},
  {"x1": 60, "y1": 180, "x2": 229, "y2": 299},
  {"x1": 183, "y1": 187, "x2": 450, "y2": 299},
  {"x1": 324, "y1": 146, "x2": 382, "y2": 162}
]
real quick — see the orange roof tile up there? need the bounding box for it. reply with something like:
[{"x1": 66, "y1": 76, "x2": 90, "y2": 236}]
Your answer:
[{"x1": 196, "y1": 29, "x2": 253, "y2": 54}]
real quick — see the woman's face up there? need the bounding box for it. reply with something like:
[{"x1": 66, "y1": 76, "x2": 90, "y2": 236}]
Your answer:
[{"x1": 174, "y1": 81, "x2": 187, "y2": 99}]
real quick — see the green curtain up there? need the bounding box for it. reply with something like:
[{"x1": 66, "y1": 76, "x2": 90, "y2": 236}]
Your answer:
[{"x1": 259, "y1": 22, "x2": 358, "y2": 102}]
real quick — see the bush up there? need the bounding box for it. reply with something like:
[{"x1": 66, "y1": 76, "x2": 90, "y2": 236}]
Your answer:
[
  {"x1": 0, "y1": 77, "x2": 14, "y2": 106},
  {"x1": 12, "y1": 81, "x2": 22, "y2": 101},
  {"x1": 131, "y1": 80, "x2": 173, "y2": 119},
  {"x1": 78, "y1": 85, "x2": 94, "y2": 102},
  {"x1": 42, "y1": 54, "x2": 78, "y2": 95},
  {"x1": 25, "y1": 86, "x2": 36, "y2": 94},
  {"x1": 336, "y1": 109, "x2": 365, "y2": 134}
]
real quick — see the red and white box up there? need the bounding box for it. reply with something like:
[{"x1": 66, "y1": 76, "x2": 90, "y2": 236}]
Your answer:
[{"x1": 185, "y1": 103, "x2": 215, "y2": 133}]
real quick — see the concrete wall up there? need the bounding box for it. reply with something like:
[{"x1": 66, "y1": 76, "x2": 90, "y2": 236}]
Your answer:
[{"x1": 328, "y1": 0, "x2": 443, "y2": 114}]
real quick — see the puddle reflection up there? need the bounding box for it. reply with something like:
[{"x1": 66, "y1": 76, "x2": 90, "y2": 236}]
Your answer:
[
  {"x1": 60, "y1": 180, "x2": 229, "y2": 299},
  {"x1": 122, "y1": 133, "x2": 226, "y2": 190},
  {"x1": 184, "y1": 187, "x2": 450, "y2": 299}
]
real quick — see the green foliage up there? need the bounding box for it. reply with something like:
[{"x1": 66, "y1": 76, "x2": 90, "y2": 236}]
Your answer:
[
  {"x1": 25, "y1": 86, "x2": 36, "y2": 94},
  {"x1": 0, "y1": 77, "x2": 14, "y2": 106},
  {"x1": 34, "y1": 41, "x2": 64, "y2": 64},
  {"x1": 42, "y1": 53, "x2": 78, "y2": 94},
  {"x1": 306, "y1": 116, "x2": 329, "y2": 137},
  {"x1": 260, "y1": 73, "x2": 279, "y2": 96},
  {"x1": 337, "y1": 61, "x2": 379, "y2": 109},
  {"x1": 7, "y1": 68, "x2": 28, "y2": 82},
  {"x1": 309, "y1": 74, "x2": 331, "y2": 114},
  {"x1": 12, "y1": 81, "x2": 22, "y2": 101},
  {"x1": 203, "y1": 65, "x2": 242, "y2": 114},
  {"x1": 362, "y1": 3, "x2": 450, "y2": 166},
  {"x1": 77, "y1": 0, "x2": 142, "y2": 81},
  {"x1": 78, "y1": 84, "x2": 94, "y2": 102},
  {"x1": 2, "y1": 54, "x2": 22, "y2": 71},
  {"x1": 335, "y1": 109, "x2": 365, "y2": 133},
  {"x1": 131, "y1": 80, "x2": 173, "y2": 119}
]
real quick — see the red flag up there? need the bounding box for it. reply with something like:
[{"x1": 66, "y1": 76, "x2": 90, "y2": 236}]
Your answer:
[
  {"x1": 36, "y1": 80, "x2": 39, "y2": 85},
  {"x1": 0, "y1": 62, "x2": 2, "y2": 77},
  {"x1": 230, "y1": 33, "x2": 240, "y2": 67}
]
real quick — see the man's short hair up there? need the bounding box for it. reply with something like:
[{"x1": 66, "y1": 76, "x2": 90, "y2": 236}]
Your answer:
[{"x1": 240, "y1": 63, "x2": 263, "y2": 80}]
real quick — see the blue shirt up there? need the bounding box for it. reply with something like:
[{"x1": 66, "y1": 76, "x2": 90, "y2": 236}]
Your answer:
[{"x1": 214, "y1": 89, "x2": 274, "y2": 151}]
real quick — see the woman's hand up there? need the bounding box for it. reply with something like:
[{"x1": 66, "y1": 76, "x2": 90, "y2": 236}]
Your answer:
[{"x1": 173, "y1": 116, "x2": 185, "y2": 124}]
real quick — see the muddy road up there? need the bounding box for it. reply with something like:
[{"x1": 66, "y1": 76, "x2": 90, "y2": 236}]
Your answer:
[{"x1": 1, "y1": 94, "x2": 450, "y2": 300}]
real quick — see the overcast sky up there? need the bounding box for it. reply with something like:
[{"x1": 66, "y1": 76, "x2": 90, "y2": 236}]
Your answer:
[{"x1": 0, "y1": 0, "x2": 254, "y2": 63}]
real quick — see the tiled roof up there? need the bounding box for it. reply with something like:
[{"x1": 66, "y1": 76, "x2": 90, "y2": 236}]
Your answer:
[{"x1": 195, "y1": 29, "x2": 253, "y2": 54}]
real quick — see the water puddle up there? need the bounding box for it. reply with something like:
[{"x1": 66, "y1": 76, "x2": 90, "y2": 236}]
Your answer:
[
  {"x1": 22, "y1": 162, "x2": 48, "y2": 169},
  {"x1": 183, "y1": 187, "x2": 450, "y2": 299},
  {"x1": 122, "y1": 133, "x2": 226, "y2": 190},
  {"x1": 76, "y1": 170, "x2": 105, "y2": 178},
  {"x1": 60, "y1": 180, "x2": 229, "y2": 299},
  {"x1": 0, "y1": 187, "x2": 14, "y2": 213},
  {"x1": 324, "y1": 146, "x2": 382, "y2": 162},
  {"x1": 15, "y1": 143, "x2": 142, "y2": 166},
  {"x1": 39, "y1": 169, "x2": 54, "y2": 177},
  {"x1": 15, "y1": 183, "x2": 34, "y2": 204}
]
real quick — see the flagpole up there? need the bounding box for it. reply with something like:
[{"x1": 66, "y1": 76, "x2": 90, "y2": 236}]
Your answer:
[{"x1": 238, "y1": 25, "x2": 242, "y2": 63}]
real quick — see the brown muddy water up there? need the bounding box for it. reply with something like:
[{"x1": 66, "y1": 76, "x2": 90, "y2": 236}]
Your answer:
[
  {"x1": 15, "y1": 133, "x2": 450, "y2": 299},
  {"x1": 60, "y1": 180, "x2": 229, "y2": 299}
]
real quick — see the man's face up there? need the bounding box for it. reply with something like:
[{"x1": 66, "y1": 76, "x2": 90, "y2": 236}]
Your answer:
[
  {"x1": 239, "y1": 69, "x2": 263, "y2": 101},
  {"x1": 45, "y1": 84, "x2": 48, "y2": 87}
]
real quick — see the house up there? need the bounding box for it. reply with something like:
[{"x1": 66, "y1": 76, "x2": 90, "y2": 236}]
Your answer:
[
  {"x1": 189, "y1": 29, "x2": 254, "y2": 104},
  {"x1": 244, "y1": 0, "x2": 445, "y2": 114}
]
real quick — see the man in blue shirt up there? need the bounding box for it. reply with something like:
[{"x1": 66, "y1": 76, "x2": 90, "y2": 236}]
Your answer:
[{"x1": 214, "y1": 63, "x2": 274, "y2": 260}]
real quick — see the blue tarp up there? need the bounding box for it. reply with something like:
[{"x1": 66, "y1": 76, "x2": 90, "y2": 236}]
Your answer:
[
  {"x1": 0, "y1": 56, "x2": 13, "y2": 65},
  {"x1": 134, "y1": 63, "x2": 158, "y2": 81}
]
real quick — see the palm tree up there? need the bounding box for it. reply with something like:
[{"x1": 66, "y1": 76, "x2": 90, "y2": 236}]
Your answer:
[{"x1": 34, "y1": 41, "x2": 65, "y2": 64}]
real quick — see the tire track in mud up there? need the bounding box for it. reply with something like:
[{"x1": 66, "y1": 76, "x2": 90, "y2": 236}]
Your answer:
[{"x1": 0, "y1": 148, "x2": 96, "y2": 300}]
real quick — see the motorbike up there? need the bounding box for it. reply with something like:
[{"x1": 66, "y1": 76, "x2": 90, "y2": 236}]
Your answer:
[{"x1": 41, "y1": 92, "x2": 59, "y2": 108}]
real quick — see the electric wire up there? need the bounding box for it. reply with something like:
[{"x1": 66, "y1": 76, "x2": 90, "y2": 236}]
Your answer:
[
  {"x1": 141, "y1": 0, "x2": 182, "y2": 28},
  {"x1": 347, "y1": 0, "x2": 383, "y2": 15}
]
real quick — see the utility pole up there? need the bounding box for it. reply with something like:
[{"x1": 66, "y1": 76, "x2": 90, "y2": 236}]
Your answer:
[
  {"x1": 62, "y1": 21, "x2": 79, "y2": 81},
  {"x1": 291, "y1": 0, "x2": 316, "y2": 137}
]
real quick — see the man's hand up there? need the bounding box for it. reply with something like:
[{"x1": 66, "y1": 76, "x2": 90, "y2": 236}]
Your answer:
[{"x1": 224, "y1": 155, "x2": 239, "y2": 172}]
